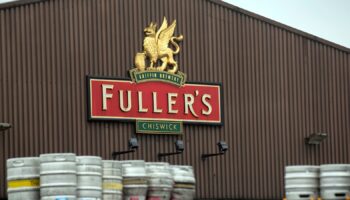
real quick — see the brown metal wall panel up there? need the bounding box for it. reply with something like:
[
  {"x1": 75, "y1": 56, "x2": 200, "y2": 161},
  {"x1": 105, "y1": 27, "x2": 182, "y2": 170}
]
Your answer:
[{"x1": 0, "y1": 0, "x2": 350, "y2": 199}]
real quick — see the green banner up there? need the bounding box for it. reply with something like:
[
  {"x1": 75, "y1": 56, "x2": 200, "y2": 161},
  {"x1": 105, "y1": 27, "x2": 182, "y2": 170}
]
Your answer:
[
  {"x1": 129, "y1": 69, "x2": 186, "y2": 86},
  {"x1": 136, "y1": 120, "x2": 183, "y2": 134}
]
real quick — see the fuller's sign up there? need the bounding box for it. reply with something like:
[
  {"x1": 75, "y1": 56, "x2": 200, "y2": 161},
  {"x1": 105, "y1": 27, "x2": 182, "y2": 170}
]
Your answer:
[
  {"x1": 87, "y1": 77, "x2": 222, "y2": 124},
  {"x1": 87, "y1": 17, "x2": 222, "y2": 134}
]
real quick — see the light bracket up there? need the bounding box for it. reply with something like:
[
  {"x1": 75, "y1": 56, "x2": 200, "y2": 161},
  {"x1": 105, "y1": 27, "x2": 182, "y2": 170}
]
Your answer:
[
  {"x1": 201, "y1": 141, "x2": 228, "y2": 161},
  {"x1": 158, "y1": 140, "x2": 184, "y2": 160},
  {"x1": 112, "y1": 137, "x2": 138, "y2": 160}
]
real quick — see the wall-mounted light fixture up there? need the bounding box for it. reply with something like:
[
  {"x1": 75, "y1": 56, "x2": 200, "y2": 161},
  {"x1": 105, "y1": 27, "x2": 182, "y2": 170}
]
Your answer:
[
  {"x1": 0, "y1": 123, "x2": 11, "y2": 131},
  {"x1": 112, "y1": 137, "x2": 138, "y2": 160},
  {"x1": 158, "y1": 140, "x2": 184, "y2": 160},
  {"x1": 305, "y1": 133, "x2": 328, "y2": 145},
  {"x1": 201, "y1": 141, "x2": 228, "y2": 160}
]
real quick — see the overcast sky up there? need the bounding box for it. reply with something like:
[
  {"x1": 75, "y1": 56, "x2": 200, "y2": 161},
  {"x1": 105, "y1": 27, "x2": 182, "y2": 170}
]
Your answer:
[
  {"x1": 0, "y1": 0, "x2": 349, "y2": 48},
  {"x1": 224, "y1": 0, "x2": 350, "y2": 48}
]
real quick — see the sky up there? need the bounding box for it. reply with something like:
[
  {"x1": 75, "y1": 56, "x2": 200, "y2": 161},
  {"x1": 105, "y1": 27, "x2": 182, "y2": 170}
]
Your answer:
[
  {"x1": 0, "y1": 0, "x2": 349, "y2": 48},
  {"x1": 223, "y1": 0, "x2": 350, "y2": 48}
]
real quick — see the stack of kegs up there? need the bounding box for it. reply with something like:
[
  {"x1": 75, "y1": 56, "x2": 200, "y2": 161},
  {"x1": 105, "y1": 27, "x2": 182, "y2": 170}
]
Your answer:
[
  {"x1": 146, "y1": 162, "x2": 173, "y2": 200},
  {"x1": 170, "y1": 165, "x2": 196, "y2": 200},
  {"x1": 285, "y1": 164, "x2": 350, "y2": 200},
  {"x1": 6, "y1": 154, "x2": 197, "y2": 200},
  {"x1": 121, "y1": 160, "x2": 148, "y2": 200}
]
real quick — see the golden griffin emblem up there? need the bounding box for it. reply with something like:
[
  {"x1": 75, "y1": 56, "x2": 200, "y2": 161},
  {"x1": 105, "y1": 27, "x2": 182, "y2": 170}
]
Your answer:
[{"x1": 134, "y1": 17, "x2": 183, "y2": 74}]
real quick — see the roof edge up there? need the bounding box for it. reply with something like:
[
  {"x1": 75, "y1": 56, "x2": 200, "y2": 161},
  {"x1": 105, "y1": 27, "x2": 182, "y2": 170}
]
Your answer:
[
  {"x1": 0, "y1": 0, "x2": 47, "y2": 10},
  {"x1": 1, "y1": 0, "x2": 349, "y2": 53},
  {"x1": 211, "y1": 0, "x2": 350, "y2": 53}
]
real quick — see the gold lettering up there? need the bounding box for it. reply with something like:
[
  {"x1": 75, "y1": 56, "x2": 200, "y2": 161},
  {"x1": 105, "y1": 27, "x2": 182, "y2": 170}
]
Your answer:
[
  {"x1": 102, "y1": 84, "x2": 114, "y2": 111},
  {"x1": 153, "y1": 92, "x2": 163, "y2": 113},
  {"x1": 138, "y1": 91, "x2": 148, "y2": 113},
  {"x1": 202, "y1": 94, "x2": 212, "y2": 115},
  {"x1": 119, "y1": 90, "x2": 132, "y2": 112},
  {"x1": 184, "y1": 94, "x2": 199, "y2": 117},
  {"x1": 168, "y1": 93, "x2": 178, "y2": 114}
]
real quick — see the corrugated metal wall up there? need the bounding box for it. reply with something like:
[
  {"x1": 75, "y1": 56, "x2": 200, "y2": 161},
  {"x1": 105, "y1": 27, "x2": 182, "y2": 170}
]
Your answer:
[{"x1": 1, "y1": 0, "x2": 350, "y2": 199}]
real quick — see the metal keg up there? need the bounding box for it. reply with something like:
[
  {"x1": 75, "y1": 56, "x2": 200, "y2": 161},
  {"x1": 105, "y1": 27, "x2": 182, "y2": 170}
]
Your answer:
[
  {"x1": 40, "y1": 153, "x2": 77, "y2": 200},
  {"x1": 320, "y1": 164, "x2": 350, "y2": 199},
  {"x1": 146, "y1": 162, "x2": 173, "y2": 200},
  {"x1": 102, "y1": 160, "x2": 123, "y2": 200},
  {"x1": 122, "y1": 160, "x2": 148, "y2": 200},
  {"x1": 76, "y1": 156, "x2": 102, "y2": 199},
  {"x1": 7, "y1": 157, "x2": 40, "y2": 200},
  {"x1": 170, "y1": 165, "x2": 196, "y2": 200},
  {"x1": 284, "y1": 165, "x2": 319, "y2": 200}
]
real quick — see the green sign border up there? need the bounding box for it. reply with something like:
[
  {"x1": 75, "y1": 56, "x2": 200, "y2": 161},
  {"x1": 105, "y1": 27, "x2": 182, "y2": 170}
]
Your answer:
[
  {"x1": 136, "y1": 120, "x2": 183, "y2": 135},
  {"x1": 129, "y1": 69, "x2": 186, "y2": 87}
]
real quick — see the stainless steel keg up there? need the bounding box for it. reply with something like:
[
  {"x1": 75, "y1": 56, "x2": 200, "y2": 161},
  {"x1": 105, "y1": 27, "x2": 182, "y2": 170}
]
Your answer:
[
  {"x1": 7, "y1": 157, "x2": 40, "y2": 200},
  {"x1": 40, "y1": 153, "x2": 77, "y2": 200},
  {"x1": 76, "y1": 156, "x2": 102, "y2": 199},
  {"x1": 320, "y1": 164, "x2": 350, "y2": 200},
  {"x1": 102, "y1": 160, "x2": 123, "y2": 200},
  {"x1": 284, "y1": 165, "x2": 319, "y2": 200}
]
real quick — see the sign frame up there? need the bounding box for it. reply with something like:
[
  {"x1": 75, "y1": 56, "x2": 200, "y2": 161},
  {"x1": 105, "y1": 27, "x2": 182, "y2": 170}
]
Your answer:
[{"x1": 86, "y1": 75, "x2": 224, "y2": 126}]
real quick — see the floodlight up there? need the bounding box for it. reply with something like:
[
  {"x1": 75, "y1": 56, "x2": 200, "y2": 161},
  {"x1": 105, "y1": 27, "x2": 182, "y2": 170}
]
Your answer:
[
  {"x1": 128, "y1": 137, "x2": 139, "y2": 149},
  {"x1": 218, "y1": 141, "x2": 228, "y2": 153},
  {"x1": 305, "y1": 133, "x2": 327, "y2": 145},
  {"x1": 0, "y1": 123, "x2": 11, "y2": 131}
]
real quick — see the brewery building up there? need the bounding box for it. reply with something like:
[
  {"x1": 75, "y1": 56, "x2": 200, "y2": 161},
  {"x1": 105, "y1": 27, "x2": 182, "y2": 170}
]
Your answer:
[{"x1": 1, "y1": 0, "x2": 350, "y2": 199}]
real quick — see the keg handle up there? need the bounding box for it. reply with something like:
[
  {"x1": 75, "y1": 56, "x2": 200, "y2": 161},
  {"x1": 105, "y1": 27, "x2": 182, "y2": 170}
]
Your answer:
[
  {"x1": 299, "y1": 194, "x2": 310, "y2": 198},
  {"x1": 12, "y1": 160, "x2": 24, "y2": 167},
  {"x1": 54, "y1": 156, "x2": 67, "y2": 161},
  {"x1": 335, "y1": 193, "x2": 346, "y2": 197}
]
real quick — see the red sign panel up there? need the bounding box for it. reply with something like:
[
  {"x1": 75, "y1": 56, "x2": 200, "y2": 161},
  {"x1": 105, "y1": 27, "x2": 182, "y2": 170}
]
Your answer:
[{"x1": 87, "y1": 77, "x2": 222, "y2": 124}]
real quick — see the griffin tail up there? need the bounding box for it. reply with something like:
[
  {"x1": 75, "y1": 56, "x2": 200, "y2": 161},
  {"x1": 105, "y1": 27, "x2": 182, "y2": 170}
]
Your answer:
[{"x1": 170, "y1": 35, "x2": 184, "y2": 54}]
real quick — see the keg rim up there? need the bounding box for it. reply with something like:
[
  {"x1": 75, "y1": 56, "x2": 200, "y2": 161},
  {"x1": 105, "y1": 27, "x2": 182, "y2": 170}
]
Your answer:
[
  {"x1": 77, "y1": 156, "x2": 102, "y2": 165},
  {"x1": 285, "y1": 165, "x2": 320, "y2": 170},
  {"x1": 7, "y1": 157, "x2": 40, "y2": 168},
  {"x1": 40, "y1": 153, "x2": 76, "y2": 157},
  {"x1": 320, "y1": 164, "x2": 350, "y2": 168},
  {"x1": 39, "y1": 153, "x2": 76, "y2": 162},
  {"x1": 7, "y1": 157, "x2": 40, "y2": 161},
  {"x1": 146, "y1": 162, "x2": 170, "y2": 166},
  {"x1": 77, "y1": 156, "x2": 103, "y2": 160}
]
